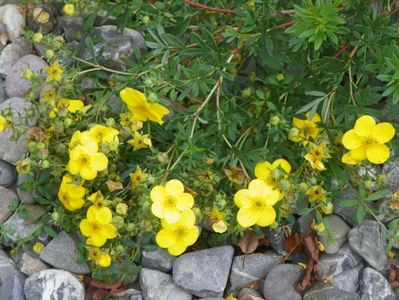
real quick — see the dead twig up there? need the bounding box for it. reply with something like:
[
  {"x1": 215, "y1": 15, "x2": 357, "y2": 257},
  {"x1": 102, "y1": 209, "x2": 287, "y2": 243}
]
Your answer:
[{"x1": 182, "y1": 0, "x2": 235, "y2": 14}]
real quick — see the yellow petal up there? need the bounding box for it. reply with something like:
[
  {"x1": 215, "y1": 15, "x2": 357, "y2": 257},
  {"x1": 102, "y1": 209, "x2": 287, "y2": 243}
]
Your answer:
[
  {"x1": 151, "y1": 201, "x2": 163, "y2": 219},
  {"x1": 163, "y1": 207, "x2": 181, "y2": 224},
  {"x1": 176, "y1": 193, "x2": 194, "y2": 211},
  {"x1": 248, "y1": 179, "x2": 270, "y2": 197},
  {"x1": 306, "y1": 112, "x2": 321, "y2": 123},
  {"x1": 272, "y1": 159, "x2": 291, "y2": 174},
  {"x1": 80, "y1": 166, "x2": 97, "y2": 181},
  {"x1": 148, "y1": 103, "x2": 170, "y2": 125},
  {"x1": 100, "y1": 223, "x2": 117, "y2": 239},
  {"x1": 256, "y1": 206, "x2": 276, "y2": 227},
  {"x1": 98, "y1": 254, "x2": 111, "y2": 267},
  {"x1": 177, "y1": 209, "x2": 196, "y2": 226},
  {"x1": 341, "y1": 129, "x2": 362, "y2": 150},
  {"x1": 350, "y1": 147, "x2": 367, "y2": 161},
  {"x1": 91, "y1": 153, "x2": 108, "y2": 171},
  {"x1": 354, "y1": 115, "x2": 376, "y2": 137},
  {"x1": 254, "y1": 161, "x2": 272, "y2": 181},
  {"x1": 79, "y1": 220, "x2": 92, "y2": 237},
  {"x1": 366, "y1": 144, "x2": 390, "y2": 164},
  {"x1": 167, "y1": 241, "x2": 187, "y2": 256},
  {"x1": 237, "y1": 207, "x2": 259, "y2": 228},
  {"x1": 263, "y1": 188, "x2": 281, "y2": 206},
  {"x1": 293, "y1": 117, "x2": 305, "y2": 128},
  {"x1": 156, "y1": 229, "x2": 176, "y2": 248},
  {"x1": 212, "y1": 221, "x2": 227, "y2": 233},
  {"x1": 342, "y1": 152, "x2": 358, "y2": 165},
  {"x1": 66, "y1": 160, "x2": 80, "y2": 175},
  {"x1": 372, "y1": 122, "x2": 395, "y2": 144},
  {"x1": 181, "y1": 226, "x2": 199, "y2": 246},
  {"x1": 88, "y1": 206, "x2": 112, "y2": 223},
  {"x1": 120, "y1": 87, "x2": 147, "y2": 108},
  {"x1": 234, "y1": 189, "x2": 250, "y2": 208},
  {"x1": 150, "y1": 186, "x2": 167, "y2": 202},
  {"x1": 165, "y1": 179, "x2": 184, "y2": 195},
  {"x1": 90, "y1": 232, "x2": 107, "y2": 247}
]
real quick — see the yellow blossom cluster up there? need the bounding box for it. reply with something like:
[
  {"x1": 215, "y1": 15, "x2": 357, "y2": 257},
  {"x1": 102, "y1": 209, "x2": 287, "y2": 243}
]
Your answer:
[
  {"x1": 150, "y1": 179, "x2": 199, "y2": 255},
  {"x1": 234, "y1": 159, "x2": 291, "y2": 228}
]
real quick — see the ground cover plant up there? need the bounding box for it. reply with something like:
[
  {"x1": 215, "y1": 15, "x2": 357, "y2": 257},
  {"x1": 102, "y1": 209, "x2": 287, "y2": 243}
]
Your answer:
[{"x1": 2, "y1": 0, "x2": 399, "y2": 293}]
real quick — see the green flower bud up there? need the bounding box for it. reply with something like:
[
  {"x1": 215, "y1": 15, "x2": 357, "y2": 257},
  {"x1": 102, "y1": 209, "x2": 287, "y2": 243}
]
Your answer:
[
  {"x1": 364, "y1": 180, "x2": 375, "y2": 190},
  {"x1": 116, "y1": 203, "x2": 128, "y2": 215},
  {"x1": 299, "y1": 182, "x2": 309, "y2": 192},
  {"x1": 113, "y1": 216, "x2": 125, "y2": 229},
  {"x1": 279, "y1": 179, "x2": 291, "y2": 191},
  {"x1": 23, "y1": 69, "x2": 34, "y2": 80},
  {"x1": 44, "y1": 49, "x2": 54, "y2": 60},
  {"x1": 309, "y1": 177, "x2": 317, "y2": 185},
  {"x1": 271, "y1": 168, "x2": 282, "y2": 180},
  {"x1": 55, "y1": 143, "x2": 67, "y2": 154},
  {"x1": 156, "y1": 152, "x2": 169, "y2": 165},
  {"x1": 288, "y1": 127, "x2": 300, "y2": 139},
  {"x1": 40, "y1": 160, "x2": 50, "y2": 169},
  {"x1": 242, "y1": 87, "x2": 252, "y2": 98},
  {"x1": 52, "y1": 211, "x2": 60, "y2": 222},
  {"x1": 270, "y1": 115, "x2": 280, "y2": 126},
  {"x1": 52, "y1": 36, "x2": 65, "y2": 49},
  {"x1": 147, "y1": 92, "x2": 158, "y2": 103},
  {"x1": 37, "y1": 142, "x2": 46, "y2": 150},
  {"x1": 276, "y1": 73, "x2": 285, "y2": 81},
  {"x1": 27, "y1": 141, "x2": 37, "y2": 152},
  {"x1": 142, "y1": 15, "x2": 150, "y2": 24},
  {"x1": 106, "y1": 118, "x2": 116, "y2": 127},
  {"x1": 376, "y1": 174, "x2": 388, "y2": 186},
  {"x1": 248, "y1": 72, "x2": 257, "y2": 82},
  {"x1": 115, "y1": 245, "x2": 125, "y2": 255},
  {"x1": 32, "y1": 32, "x2": 43, "y2": 43}
]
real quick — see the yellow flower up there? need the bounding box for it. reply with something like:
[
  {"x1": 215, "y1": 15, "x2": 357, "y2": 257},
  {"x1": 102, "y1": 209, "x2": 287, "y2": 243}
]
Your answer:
[
  {"x1": 89, "y1": 125, "x2": 119, "y2": 145},
  {"x1": 45, "y1": 60, "x2": 64, "y2": 82},
  {"x1": 32, "y1": 242, "x2": 45, "y2": 254},
  {"x1": 120, "y1": 87, "x2": 170, "y2": 125},
  {"x1": 63, "y1": 4, "x2": 75, "y2": 16},
  {"x1": 0, "y1": 115, "x2": 9, "y2": 131},
  {"x1": 225, "y1": 295, "x2": 238, "y2": 300},
  {"x1": 80, "y1": 208, "x2": 117, "y2": 247},
  {"x1": 66, "y1": 142, "x2": 108, "y2": 180},
  {"x1": 129, "y1": 165, "x2": 148, "y2": 188},
  {"x1": 120, "y1": 112, "x2": 143, "y2": 131},
  {"x1": 69, "y1": 130, "x2": 97, "y2": 150},
  {"x1": 234, "y1": 179, "x2": 281, "y2": 228},
  {"x1": 208, "y1": 207, "x2": 228, "y2": 233},
  {"x1": 16, "y1": 159, "x2": 31, "y2": 174},
  {"x1": 87, "y1": 191, "x2": 112, "y2": 220},
  {"x1": 254, "y1": 158, "x2": 291, "y2": 185},
  {"x1": 49, "y1": 98, "x2": 84, "y2": 118},
  {"x1": 311, "y1": 220, "x2": 326, "y2": 232},
  {"x1": 116, "y1": 203, "x2": 128, "y2": 215},
  {"x1": 87, "y1": 247, "x2": 111, "y2": 267},
  {"x1": 156, "y1": 209, "x2": 199, "y2": 256},
  {"x1": 304, "y1": 143, "x2": 330, "y2": 171},
  {"x1": 58, "y1": 175, "x2": 85, "y2": 211},
  {"x1": 318, "y1": 202, "x2": 333, "y2": 215},
  {"x1": 150, "y1": 179, "x2": 194, "y2": 223},
  {"x1": 128, "y1": 132, "x2": 152, "y2": 150},
  {"x1": 341, "y1": 115, "x2": 395, "y2": 165},
  {"x1": 306, "y1": 185, "x2": 326, "y2": 202},
  {"x1": 291, "y1": 112, "x2": 321, "y2": 144}
]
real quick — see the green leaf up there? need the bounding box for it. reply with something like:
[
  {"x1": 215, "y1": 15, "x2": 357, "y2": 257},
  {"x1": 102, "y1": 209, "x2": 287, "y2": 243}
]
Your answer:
[
  {"x1": 364, "y1": 189, "x2": 390, "y2": 202},
  {"x1": 297, "y1": 207, "x2": 314, "y2": 216},
  {"x1": 339, "y1": 199, "x2": 358, "y2": 208},
  {"x1": 356, "y1": 205, "x2": 366, "y2": 224}
]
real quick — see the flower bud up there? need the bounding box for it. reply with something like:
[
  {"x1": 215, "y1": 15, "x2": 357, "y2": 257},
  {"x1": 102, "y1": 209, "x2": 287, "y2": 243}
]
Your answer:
[
  {"x1": 27, "y1": 141, "x2": 37, "y2": 152},
  {"x1": 63, "y1": 4, "x2": 75, "y2": 16},
  {"x1": 106, "y1": 118, "x2": 116, "y2": 127},
  {"x1": 248, "y1": 72, "x2": 257, "y2": 82},
  {"x1": 242, "y1": 87, "x2": 252, "y2": 98},
  {"x1": 116, "y1": 203, "x2": 128, "y2": 216},
  {"x1": 32, "y1": 242, "x2": 45, "y2": 254},
  {"x1": 52, "y1": 211, "x2": 60, "y2": 222},
  {"x1": 44, "y1": 49, "x2": 54, "y2": 60},
  {"x1": 52, "y1": 36, "x2": 65, "y2": 49},
  {"x1": 309, "y1": 177, "x2": 317, "y2": 185},
  {"x1": 156, "y1": 152, "x2": 169, "y2": 165},
  {"x1": 279, "y1": 179, "x2": 291, "y2": 191},
  {"x1": 364, "y1": 179, "x2": 375, "y2": 190},
  {"x1": 113, "y1": 216, "x2": 125, "y2": 229},
  {"x1": 276, "y1": 73, "x2": 285, "y2": 81},
  {"x1": 299, "y1": 182, "x2": 308, "y2": 193},
  {"x1": 32, "y1": 32, "x2": 43, "y2": 43},
  {"x1": 23, "y1": 69, "x2": 34, "y2": 80},
  {"x1": 40, "y1": 160, "x2": 50, "y2": 169},
  {"x1": 376, "y1": 174, "x2": 388, "y2": 187},
  {"x1": 115, "y1": 245, "x2": 125, "y2": 255},
  {"x1": 64, "y1": 118, "x2": 73, "y2": 127},
  {"x1": 147, "y1": 92, "x2": 158, "y2": 103},
  {"x1": 270, "y1": 115, "x2": 280, "y2": 126},
  {"x1": 55, "y1": 143, "x2": 67, "y2": 154},
  {"x1": 288, "y1": 127, "x2": 300, "y2": 140},
  {"x1": 142, "y1": 15, "x2": 150, "y2": 24}
]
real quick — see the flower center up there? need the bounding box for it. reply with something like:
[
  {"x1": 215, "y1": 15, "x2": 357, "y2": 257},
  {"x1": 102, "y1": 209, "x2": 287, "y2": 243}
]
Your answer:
[
  {"x1": 174, "y1": 227, "x2": 187, "y2": 237},
  {"x1": 165, "y1": 196, "x2": 177, "y2": 208},
  {"x1": 78, "y1": 154, "x2": 90, "y2": 165},
  {"x1": 362, "y1": 136, "x2": 376, "y2": 146}
]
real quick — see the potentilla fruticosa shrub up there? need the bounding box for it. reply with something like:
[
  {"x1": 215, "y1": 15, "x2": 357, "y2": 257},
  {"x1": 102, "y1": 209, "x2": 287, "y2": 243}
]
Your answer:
[{"x1": 1, "y1": 0, "x2": 399, "y2": 281}]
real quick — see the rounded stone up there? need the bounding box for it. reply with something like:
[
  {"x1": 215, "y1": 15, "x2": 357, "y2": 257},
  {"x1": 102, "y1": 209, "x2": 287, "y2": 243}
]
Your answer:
[
  {"x1": 24, "y1": 269, "x2": 84, "y2": 300},
  {"x1": 5, "y1": 55, "x2": 48, "y2": 98},
  {"x1": 0, "y1": 159, "x2": 16, "y2": 187},
  {"x1": 0, "y1": 186, "x2": 17, "y2": 223}
]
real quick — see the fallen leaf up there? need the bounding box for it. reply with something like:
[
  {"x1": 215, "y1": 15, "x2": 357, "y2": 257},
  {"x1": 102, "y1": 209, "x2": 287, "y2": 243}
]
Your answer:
[
  {"x1": 224, "y1": 165, "x2": 246, "y2": 185},
  {"x1": 106, "y1": 180, "x2": 123, "y2": 192},
  {"x1": 283, "y1": 232, "x2": 303, "y2": 254},
  {"x1": 388, "y1": 265, "x2": 399, "y2": 288},
  {"x1": 242, "y1": 295, "x2": 265, "y2": 300},
  {"x1": 238, "y1": 231, "x2": 263, "y2": 255},
  {"x1": 298, "y1": 235, "x2": 320, "y2": 291}
]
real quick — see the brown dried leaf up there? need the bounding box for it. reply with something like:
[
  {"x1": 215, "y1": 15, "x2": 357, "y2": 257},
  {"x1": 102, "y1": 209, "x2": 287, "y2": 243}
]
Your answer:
[
  {"x1": 283, "y1": 232, "x2": 303, "y2": 254},
  {"x1": 106, "y1": 180, "x2": 123, "y2": 192},
  {"x1": 224, "y1": 165, "x2": 246, "y2": 185},
  {"x1": 298, "y1": 235, "x2": 320, "y2": 291},
  {"x1": 241, "y1": 295, "x2": 265, "y2": 300},
  {"x1": 238, "y1": 231, "x2": 262, "y2": 255},
  {"x1": 388, "y1": 265, "x2": 399, "y2": 288}
]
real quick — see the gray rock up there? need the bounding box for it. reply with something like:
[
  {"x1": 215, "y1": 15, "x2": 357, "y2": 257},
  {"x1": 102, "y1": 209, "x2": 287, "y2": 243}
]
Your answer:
[
  {"x1": 0, "y1": 249, "x2": 26, "y2": 300},
  {"x1": 333, "y1": 264, "x2": 363, "y2": 293},
  {"x1": 24, "y1": 269, "x2": 84, "y2": 300},
  {"x1": 33, "y1": 42, "x2": 47, "y2": 57},
  {"x1": 264, "y1": 226, "x2": 287, "y2": 255},
  {"x1": 317, "y1": 243, "x2": 363, "y2": 279},
  {"x1": 17, "y1": 173, "x2": 35, "y2": 204},
  {"x1": 27, "y1": 4, "x2": 58, "y2": 34},
  {"x1": 318, "y1": 215, "x2": 350, "y2": 254},
  {"x1": 58, "y1": 15, "x2": 84, "y2": 42},
  {"x1": 173, "y1": 246, "x2": 234, "y2": 298},
  {"x1": 199, "y1": 298, "x2": 224, "y2": 300},
  {"x1": 141, "y1": 248, "x2": 176, "y2": 272},
  {"x1": 0, "y1": 97, "x2": 37, "y2": 164},
  {"x1": 0, "y1": 159, "x2": 16, "y2": 187},
  {"x1": 297, "y1": 211, "x2": 315, "y2": 237},
  {"x1": 229, "y1": 252, "x2": 282, "y2": 290},
  {"x1": 113, "y1": 288, "x2": 142, "y2": 300},
  {"x1": 348, "y1": 220, "x2": 388, "y2": 271},
  {"x1": 0, "y1": 38, "x2": 33, "y2": 77},
  {"x1": 40, "y1": 231, "x2": 90, "y2": 274},
  {"x1": 5, "y1": 55, "x2": 48, "y2": 98},
  {"x1": 303, "y1": 283, "x2": 360, "y2": 300},
  {"x1": 383, "y1": 158, "x2": 399, "y2": 192},
  {"x1": 2, "y1": 209, "x2": 41, "y2": 245},
  {"x1": 359, "y1": 267, "x2": 395, "y2": 300},
  {"x1": 0, "y1": 186, "x2": 17, "y2": 223},
  {"x1": 139, "y1": 268, "x2": 192, "y2": 300},
  {"x1": 0, "y1": 4, "x2": 25, "y2": 42},
  {"x1": 0, "y1": 78, "x2": 7, "y2": 103},
  {"x1": 17, "y1": 252, "x2": 48, "y2": 276},
  {"x1": 263, "y1": 264, "x2": 304, "y2": 300},
  {"x1": 238, "y1": 288, "x2": 262, "y2": 299},
  {"x1": 78, "y1": 25, "x2": 146, "y2": 70}
]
